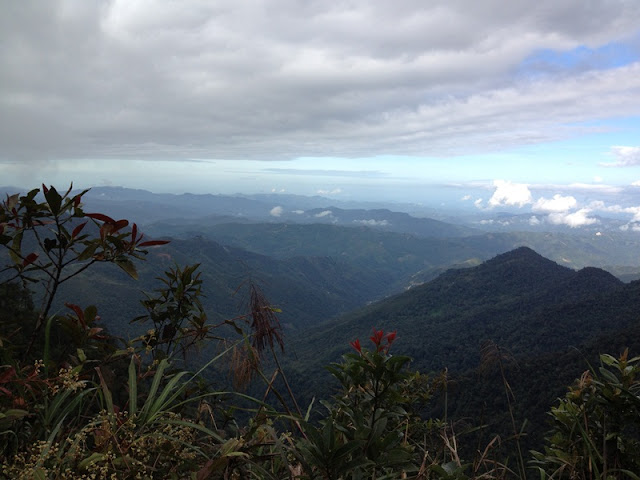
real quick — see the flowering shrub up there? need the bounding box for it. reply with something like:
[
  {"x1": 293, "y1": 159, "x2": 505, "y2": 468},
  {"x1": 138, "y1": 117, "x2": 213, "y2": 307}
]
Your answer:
[{"x1": 296, "y1": 328, "x2": 434, "y2": 478}]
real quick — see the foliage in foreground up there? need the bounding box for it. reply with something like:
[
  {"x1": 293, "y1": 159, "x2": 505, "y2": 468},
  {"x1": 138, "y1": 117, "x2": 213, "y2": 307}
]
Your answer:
[{"x1": 2, "y1": 185, "x2": 640, "y2": 479}]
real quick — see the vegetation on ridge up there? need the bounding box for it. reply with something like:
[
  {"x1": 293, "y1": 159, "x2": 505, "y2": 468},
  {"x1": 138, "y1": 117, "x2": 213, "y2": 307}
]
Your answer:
[{"x1": 2, "y1": 184, "x2": 640, "y2": 479}]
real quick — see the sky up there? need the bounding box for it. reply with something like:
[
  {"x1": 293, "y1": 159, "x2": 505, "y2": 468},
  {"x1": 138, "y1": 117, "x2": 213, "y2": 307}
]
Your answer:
[{"x1": 2, "y1": 1, "x2": 640, "y2": 228}]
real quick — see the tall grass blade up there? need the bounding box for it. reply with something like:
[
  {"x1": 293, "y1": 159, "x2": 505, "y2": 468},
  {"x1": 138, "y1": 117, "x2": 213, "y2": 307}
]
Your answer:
[{"x1": 128, "y1": 355, "x2": 137, "y2": 417}]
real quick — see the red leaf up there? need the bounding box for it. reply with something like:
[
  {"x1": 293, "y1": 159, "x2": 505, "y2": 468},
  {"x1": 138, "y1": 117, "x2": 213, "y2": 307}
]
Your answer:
[
  {"x1": 88, "y1": 327, "x2": 104, "y2": 338},
  {"x1": 71, "y1": 221, "x2": 87, "y2": 239},
  {"x1": 138, "y1": 240, "x2": 170, "y2": 247},
  {"x1": 385, "y1": 331, "x2": 397, "y2": 345},
  {"x1": 22, "y1": 252, "x2": 39, "y2": 267},
  {"x1": 74, "y1": 195, "x2": 82, "y2": 207},
  {"x1": 370, "y1": 328, "x2": 384, "y2": 348},
  {"x1": 113, "y1": 219, "x2": 129, "y2": 231},
  {"x1": 42, "y1": 184, "x2": 49, "y2": 194},
  {"x1": 65, "y1": 303, "x2": 86, "y2": 328},
  {"x1": 131, "y1": 223, "x2": 138, "y2": 242},
  {"x1": 85, "y1": 212, "x2": 115, "y2": 224}
]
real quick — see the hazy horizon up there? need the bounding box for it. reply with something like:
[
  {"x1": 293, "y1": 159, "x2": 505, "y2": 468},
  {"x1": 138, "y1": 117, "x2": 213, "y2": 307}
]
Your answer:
[{"x1": 2, "y1": 1, "x2": 640, "y2": 227}]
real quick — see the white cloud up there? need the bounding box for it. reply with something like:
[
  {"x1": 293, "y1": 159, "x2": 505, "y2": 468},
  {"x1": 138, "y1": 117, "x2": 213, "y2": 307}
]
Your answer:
[
  {"x1": 593, "y1": 176, "x2": 603, "y2": 182},
  {"x1": 461, "y1": 195, "x2": 471, "y2": 201},
  {"x1": 353, "y1": 219, "x2": 389, "y2": 227},
  {"x1": 292, "y1": 209, "x2": 304, "y2": 214},
  {"x1": 315, "y1": 210, "x2": 333, "y2": 218},
  {"x1": 532, "y1": 194, "x2": 577, "y2": 213},
  {"x1": 632, "y1": 180, "x2": 640, "y2": 187},
  {"x1": 588, "y1": 201, "x2": 640, "y2": 221},
  {"x1": 529, "y1": 215, "x2": 541, "y2": 225},
  {"x1": 620, "y1": 222, "x2": 640, "y2": 232},
  {"x1": 317, "y1": 188, "x2": 342, "y2": 195},
  {"x1": 564, "y1": 183, "x2": 622, "y2": 194},
  {"x1": 488, "y1": 180, "x2": 532, "y2": 208},
  {"x1": 548, "y1": 208, "x2": 597, "y2": 227},
  {"x1": 601, "y1": 146, "x2": 640, "y2": 167},
  {"x1": 269, "y1": 206, "x2": 283, "y2": 217}
]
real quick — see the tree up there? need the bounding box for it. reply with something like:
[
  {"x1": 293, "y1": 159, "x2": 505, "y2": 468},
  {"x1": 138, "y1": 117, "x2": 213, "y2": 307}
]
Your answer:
[{"x1": 0, "y1": 184, "x2": 168, "y2": 358}]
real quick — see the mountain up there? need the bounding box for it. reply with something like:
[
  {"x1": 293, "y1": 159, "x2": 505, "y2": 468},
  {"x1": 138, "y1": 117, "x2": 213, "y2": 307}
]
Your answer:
[
  {"x1": 276, "y1": 206, "x2": 478, "y2": 237},
  {"x1": 281, "y1": 247, "x2": 640, "y2": 452},
  {"x1": 54, "y1": 236, "x2": 398, "y2": 336},
  {"x1": 285, "y1": 247, "x2": 634, "y2": 388},
  {"x1": 144, "y1": 219, "x2": 640, "y2": 277}
]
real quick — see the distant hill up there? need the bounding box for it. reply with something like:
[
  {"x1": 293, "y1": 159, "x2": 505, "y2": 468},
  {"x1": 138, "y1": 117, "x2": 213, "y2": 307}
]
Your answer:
[
  {"x1": 278, "y1": 206, "x2": 478, "y2": 237},
  {"x1": 282, "y1": 247, "x2": 640, "y2": 453},
  {"x1": 54, "y1": 236, "x2": 399, "y2": 336},
  {"x1": 285, "y1": 247, "x2": 636, "y2": 392}
]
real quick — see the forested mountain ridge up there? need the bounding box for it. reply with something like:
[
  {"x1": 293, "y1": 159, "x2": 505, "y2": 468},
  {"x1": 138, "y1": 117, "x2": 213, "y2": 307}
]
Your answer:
[
  {"x1": 287, "y1": 247, "x2": 636, "y2": 382},
  {"x1": 54, "y1": 235, "x2": 397, "y2": 335},
  {"x1": 283, "y1": 246, "x2": 640, "y2": 456}
]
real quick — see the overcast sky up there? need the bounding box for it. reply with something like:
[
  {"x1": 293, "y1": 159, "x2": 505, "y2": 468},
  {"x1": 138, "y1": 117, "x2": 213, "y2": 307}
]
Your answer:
[{"x1": 2, "y1": 1, "x2": 640, "y2": 227}]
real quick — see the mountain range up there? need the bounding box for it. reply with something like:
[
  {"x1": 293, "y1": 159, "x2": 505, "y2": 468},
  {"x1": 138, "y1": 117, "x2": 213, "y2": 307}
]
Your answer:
[{"x1": 280, "y1": 246, "x2": 640, "y2": 451}]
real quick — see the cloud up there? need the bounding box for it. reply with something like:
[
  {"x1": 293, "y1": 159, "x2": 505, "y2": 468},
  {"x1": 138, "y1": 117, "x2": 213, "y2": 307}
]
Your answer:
[
  {"x1": 532, "y1": 194, "x2": 577, "y2": 213},
  {"x1": 461, "y1": 195, "x2": 471, "y2": 201},
  {"x1": 548, "y1": 208, "x2": 597, "y2": 227},
  {"x1": 315, "y1": 210, "x2": 333, "y2": 218},
  {"x1": 601, "y1": 146, "x2": 640, "y2": 167},
  {"x1": 620, "y1": 222, "x2": 640, "y2": 232},
  {"x1": 317, "y1": 188, "x2": 343, "y2": 195},
  {"x1": 488, "y1": 180, "x2": 532, "y2": 208},
  {"x1": 590, "y1": 202, "x2": 640, "y2": 221},
  {"x1": 353, "y1": 219, "x2": 389, "y2": 227},
  {"x1": 268, "y1": 169, "x2": 385, "y2": 178},
  {"x1": 269, "y1": 206, "x2": 283, "y2": 217},
  {"x1": 2, "y1": 2, "x2": 640, "y2": 162},
  {"x1": 529, "y1": 215, "x2": 541, "y2": 225}
]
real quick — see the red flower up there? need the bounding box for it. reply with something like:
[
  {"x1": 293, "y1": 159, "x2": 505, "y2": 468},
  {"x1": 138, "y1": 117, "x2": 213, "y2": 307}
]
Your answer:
[
  {"x1": 370, "y1": 328, "x2": 384, "y2": 345},
  {"x1": 385, "y1": 331, "x2": 397, "y2": 345},
  {"x1": 350, "y1": 339, "x2": 362, "y2": 353}
]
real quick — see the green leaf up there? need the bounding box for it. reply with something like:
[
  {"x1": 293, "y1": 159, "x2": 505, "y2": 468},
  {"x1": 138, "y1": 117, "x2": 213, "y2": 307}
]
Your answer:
[
  {"x1": 116, "y1": 257, "x2": 138, "y2": 279},
  {"x1": 78, "y1": 453, "x2": 107, "y2": 471},
  {"x1": 601, "y1": 354, "x2": 618, "y2": 367},
  {"x1": 77, "y1": 242, "x2": 98, "y2": 261},
  {"x1": 599, "y1": 366, "x2": 620, "y2": 385},
  {"x1": 0, "y1": 409, "x2": 28, "y2": 420},
  {"x1": 128, "y1": 356, "x2": 138, "y2": 417},
  {"x1": 9, "y1": 230, "x2": 23, "y2": 265},
  {"x1": 140, "y1": 359, "x2": 169, "y2": 422},
  {"x1": 44, "y1": 185, "x2": 62, "y2": 215}
]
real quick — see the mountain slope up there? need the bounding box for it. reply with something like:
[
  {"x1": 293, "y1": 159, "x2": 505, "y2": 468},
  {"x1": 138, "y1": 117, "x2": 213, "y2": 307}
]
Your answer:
[
  {"x1": 55, "y1": 236, "x2": 395, "y2": 336},
  {"x1": 286, "y1": 247, "x2": 630, "y2": 380}
]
